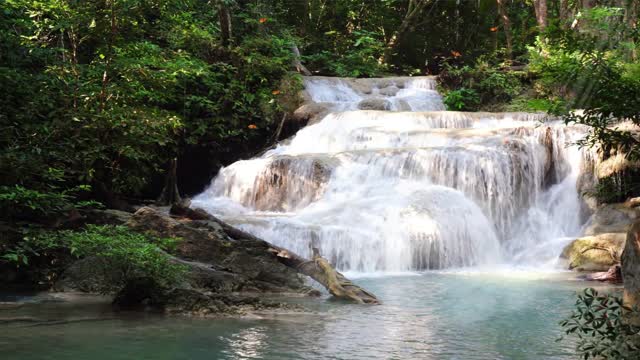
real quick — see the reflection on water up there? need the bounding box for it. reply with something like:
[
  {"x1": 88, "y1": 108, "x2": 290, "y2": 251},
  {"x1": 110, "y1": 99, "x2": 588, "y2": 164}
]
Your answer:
[
  {"x1": 0, "y1": 273, "x2": 619, "y2": 360},
  {"x1": 223, "y1": 327, "x2": 268, "y2": 359}
]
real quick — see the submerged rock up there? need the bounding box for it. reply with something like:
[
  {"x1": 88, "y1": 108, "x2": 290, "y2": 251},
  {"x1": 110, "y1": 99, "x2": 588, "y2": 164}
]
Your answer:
[
  {"x1": 578, "y1": 264, "x2": 622, "y2": 283},
  {"x1": 357, "y1": 98, "x2": 392, "y2": 111},
  {"x1": 561, "y1": 233, "x2": 626, "y2": 271}
]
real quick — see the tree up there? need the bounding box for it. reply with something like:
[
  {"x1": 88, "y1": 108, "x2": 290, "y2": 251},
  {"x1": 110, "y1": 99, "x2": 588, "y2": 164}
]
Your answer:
[
  {"x1": 496, "y1": 0, "x2": 514, "y2": 57},
  {"x1": 217, "y1": 0, "x2": 233, "y2": 47},
  {"x1": 533, "y1": 0, "x2": 548, "y2": 31},
  {"x1": 382, "y1": 0, "x2": 433, "y2": 64}
]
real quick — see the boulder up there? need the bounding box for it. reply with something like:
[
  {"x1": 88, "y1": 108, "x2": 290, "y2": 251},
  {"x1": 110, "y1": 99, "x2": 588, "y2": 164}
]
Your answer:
[
  {"x1": 291, "y1": 103, "x2": 331, "y2": 126},
  {"x1": 583, "y1": 204, "x2": 639, "y2": 235},
  {"x1": 126, "y1": 207, "x2": 308, "y2": 293},
  {"x1": 561, "y1": 233, "x2": 626, "y2": 271},
  {"x1": 349, "y1": 80, "x2": 373, "y2": 94},
  {"x1": 578, "y1": 264, "x2": 622, "y2": 283},
  {"x1": 357, "y1": 98, "x2": 392, "y2": 111},
  {"x1": 377, "y1": 86, "x2": 400, "y2": 97},
  {"x1": 112, "y1": 278, "x2": 301, "y2": 316},
  {"x1": 80, "y1": 209, "x2": 133, "y2": 226}
]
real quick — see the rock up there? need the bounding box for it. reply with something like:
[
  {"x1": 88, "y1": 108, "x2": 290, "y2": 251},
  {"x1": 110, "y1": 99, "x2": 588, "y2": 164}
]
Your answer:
[
  {"x1": 349, "y1": 80, "x2": 373, "y2": 94},
  {"x1": 578, "y1": 264, "x2": 622, "y2": 283},
  {"x1": 112, "y1": 277, "x2": 165, "y2": 311},
  {"x1": 249, "y1": 155, "x2": 335, "y2": 212},
  {"x1": 80, "y1": 209, "x2": 133, "y2": 226},
  {"x1": 126, "y1": 207, "x2": 308, "y2": 293},
  {"x1": 622, "y1": 221, "x2": 640, "y2": 321},
  {"x1": 395, "y1": 99, "x2": 412, "y2": 111},
  {"x1": 561, "y1": 233, "x2": 626, "y2": 271},
  {"x1": 583, "y1": 204, "x2": 639, "y2": 235},
  {"x1": 291, "y1": 103, "x2": 331, "y2": 126},
  {"x1": 377, "y1": 86, "x2": 400, "y2": 97},
  {"x1": 112, "y1": 279, "x2": 303, "y2": 316},
  {"x1": 55, "y1": 256, "x2": 113, "y2": 293},
  {"x1": 161, "y1": 288, "x2": 302, "y2": 316},
  {"x1": 357, "y1": 98, "x2": 392, "y2": 111}
]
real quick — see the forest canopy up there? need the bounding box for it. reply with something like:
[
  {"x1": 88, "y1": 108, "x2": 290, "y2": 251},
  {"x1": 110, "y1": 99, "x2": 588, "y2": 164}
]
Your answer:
[{"x1": 1, "y1": 0, "x2": 639, "y2": 211}]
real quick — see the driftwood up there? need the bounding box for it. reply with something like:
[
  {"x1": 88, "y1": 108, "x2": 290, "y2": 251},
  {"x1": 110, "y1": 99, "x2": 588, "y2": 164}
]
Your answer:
[
  {"x1": 170, "y1": 203, "x2": 380, "y2": 304},
  {"x1": 291, "y1": 44, "x2": 311, "y2": 76}
]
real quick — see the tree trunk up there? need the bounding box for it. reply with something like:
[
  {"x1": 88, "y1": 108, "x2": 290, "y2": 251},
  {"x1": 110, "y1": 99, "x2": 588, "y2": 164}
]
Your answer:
[
  {"x1": 559, "y1": 0, "x2": 570, "y2": 28},
  {"x1": 218, "y1": 1, "x2": 232, "y2": 47},
  {"x1": 382, "y1": 0, "x2": 432, "y2": 64},
  {"x1": 533, "y1": 0, "x2": 548, "y2": 31},
  {"x1": 582, "y1": 0, "x2": 595, "y2": 9},
  {"x1": 170, "y1": 204, "x2": 380, "y2": 304},
  {"x1": 622, "y1": 221, "x2": 640, "y2": 324},
  {"x1": 157, "y1": 158, "x2": 181, "y2": 206},
  {"x1": 626, "y1": 0, "x2": 639, "y2": 60},
  {"x1": 496, "y1": 0, "x2": 513, "y2": 58}
]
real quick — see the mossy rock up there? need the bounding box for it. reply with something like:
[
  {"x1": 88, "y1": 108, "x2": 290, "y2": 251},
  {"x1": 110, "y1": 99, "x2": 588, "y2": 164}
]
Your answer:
[{"x1": 561, "y1": 233, "x2": 626, "y2": 271}]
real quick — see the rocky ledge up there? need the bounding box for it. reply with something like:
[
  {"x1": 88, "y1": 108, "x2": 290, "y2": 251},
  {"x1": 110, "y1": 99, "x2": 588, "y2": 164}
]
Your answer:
[
  {"x1": 56, "y1": 206, "x2": 317, "y2": 316},
  {"x1": 560, "y1": 202, "x2": 640, "y2": 274}
]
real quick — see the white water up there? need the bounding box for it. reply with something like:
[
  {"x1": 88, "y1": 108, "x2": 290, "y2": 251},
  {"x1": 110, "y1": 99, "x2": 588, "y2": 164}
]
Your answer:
[{"x1": 194, "y1": 76, "x2": 591, "y2": 272}]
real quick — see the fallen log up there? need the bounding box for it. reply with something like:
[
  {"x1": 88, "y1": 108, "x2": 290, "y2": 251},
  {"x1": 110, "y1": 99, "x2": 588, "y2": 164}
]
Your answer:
[{"x1": 170, "y1": 203, "x2": 380, "y2": 304}]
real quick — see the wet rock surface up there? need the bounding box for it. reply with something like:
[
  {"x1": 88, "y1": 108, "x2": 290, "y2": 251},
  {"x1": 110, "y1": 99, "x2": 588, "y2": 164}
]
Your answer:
[
  {"x1": 51, "y1": 207, "x2": 314, "y2": 316},
  {"x1": 561, "y1": 233, "x2": 626, "y2": 271}
]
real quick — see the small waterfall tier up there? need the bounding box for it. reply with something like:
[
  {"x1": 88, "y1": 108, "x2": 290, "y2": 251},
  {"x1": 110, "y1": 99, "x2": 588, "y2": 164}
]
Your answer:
[{"x1": 194, "y1": 76, "x2": 590, "y2": 272}]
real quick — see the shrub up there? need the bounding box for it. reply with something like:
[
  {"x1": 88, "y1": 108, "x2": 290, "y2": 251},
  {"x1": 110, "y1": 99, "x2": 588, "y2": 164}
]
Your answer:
[
  {"x1": 303, "y1": 30, "x2": 387, "y2": 77},
  {"x1": 438, "y1": 58, "x2": 525, "y2": 111},
  {"x1": 1, "y1": 225, "x2": 185, "y2": 292},
  {"x1": 443, "y1": 88, "x2": 480, "y2": 111},
  {"x1": 560, "y1": 288, "x2": 640, "y2": 359},
  {"x1": 0, "y1": 184, "x2": 101, "y2": 221}
]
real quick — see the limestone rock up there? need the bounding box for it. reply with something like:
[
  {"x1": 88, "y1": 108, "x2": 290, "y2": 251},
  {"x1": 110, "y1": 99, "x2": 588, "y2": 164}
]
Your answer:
[
  {"x1": 583, "y1": 204, "x2": 640, "y2": 235},
  {"x1": 561, "y1": 233, "x2": 626, "y2": 271},
  {"x1": 357, "y1": 98, "x2": 392, "y2": 111},
  {"x1": 291, "y1": 103, "x2": 331, "y2": 126},
  {"x1": 126, "y1": 207, "x2": 307, "y2": 293},
  {"x1": 80, "y1": 209, "x2": 133, "y2": 226},
  {"x1": 578, "y1": 264, "x2": 622, "y2": 283},
  {"x1": 622, "y1": 221, "x2": 640, "y2": 319},
  {"x1": 378, "y1": 86, "x2": 399, "y2": 97}
]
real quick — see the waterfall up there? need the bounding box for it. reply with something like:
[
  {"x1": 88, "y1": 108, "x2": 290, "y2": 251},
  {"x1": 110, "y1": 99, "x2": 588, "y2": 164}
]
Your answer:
[{"x1": 193, "y1": 76, "x2": 590, "y2": 272}]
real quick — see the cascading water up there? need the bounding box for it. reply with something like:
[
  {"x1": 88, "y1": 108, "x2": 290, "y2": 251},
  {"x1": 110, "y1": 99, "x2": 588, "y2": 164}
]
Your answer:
[{"x1": 193, "y1": 76, "x2": 590, "y2": 272}]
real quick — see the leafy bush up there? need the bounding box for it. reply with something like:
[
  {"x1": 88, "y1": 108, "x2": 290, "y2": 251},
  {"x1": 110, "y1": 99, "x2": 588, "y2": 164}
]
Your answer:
[
  {"x1": 439, "y1": 58, "x2": 525, "y2": 111},
  {"x1": 1, "y1": 225, "x2": 185, "y2": 292},
  {"x1": 560, "y1": 288, "x2": 640, "y2": 360},
  {"x1": 0, "y1": 184, "x2": 101, "y2": 221},
  {"x1": 443, "y1": 88, "x2": 480, "y2": 111},
  {"x1": 506, "y1": 97, "x2": 565, "y2": 113},
  {"x1": 303, "y1": 30, "x2": 387, "y2": 77}
]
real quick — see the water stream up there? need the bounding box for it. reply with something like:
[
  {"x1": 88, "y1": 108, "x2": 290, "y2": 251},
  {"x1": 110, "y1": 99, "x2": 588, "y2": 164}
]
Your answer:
[
  {"x1": 193, "y1": 76, "x2": 590, "y2": 272},
  {"x1": 2, "y1": 77, "x2": 605, "y2": 359}
]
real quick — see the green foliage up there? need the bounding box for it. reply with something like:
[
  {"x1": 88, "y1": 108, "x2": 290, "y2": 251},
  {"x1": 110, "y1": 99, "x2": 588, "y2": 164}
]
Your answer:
[
  {"x1": 506, "y1": 96, "x2": 565, "y2": 112},
  {"x1": 0, "y1": 0, "x2": 298, "y2": 201},
  {"x1": 443, "y1": 88, "x2": 480, "y2": 111},
  {"x1": 560, "y1": 288, "x2": 640, "y2": 360},
  {"x1": 304, "y1": 30, "x2": 387, "y2": 77},
  {"x1": 0, "y1": 184, "x2": 101, "y2": 220},
  {"x1": 439, "y1": 58, "x2": 525, "y2": 111},
  {"x1": 590, "y1": 172, "x2": 640, "y2": 203},
  {"x1": 1, "y1": 225, "x2": 185, "y2": 292}
]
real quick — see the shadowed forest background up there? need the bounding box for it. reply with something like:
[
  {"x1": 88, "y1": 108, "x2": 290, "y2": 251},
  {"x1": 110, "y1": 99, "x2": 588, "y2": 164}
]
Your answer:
[{"x1": 2, "y1": 0, "x2": 639, "y2": 207}]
